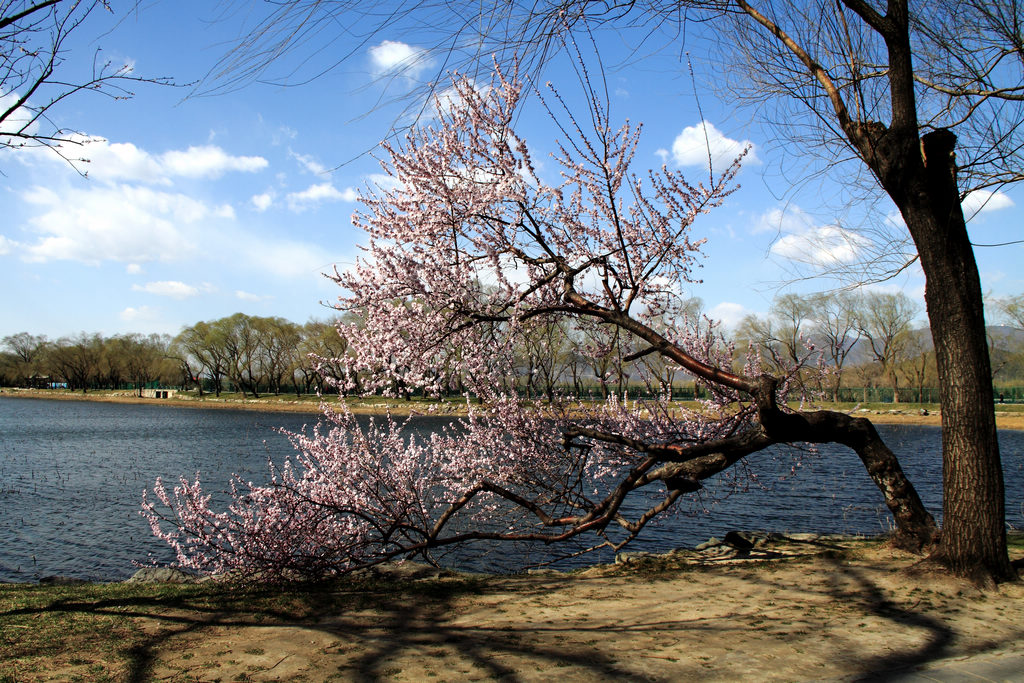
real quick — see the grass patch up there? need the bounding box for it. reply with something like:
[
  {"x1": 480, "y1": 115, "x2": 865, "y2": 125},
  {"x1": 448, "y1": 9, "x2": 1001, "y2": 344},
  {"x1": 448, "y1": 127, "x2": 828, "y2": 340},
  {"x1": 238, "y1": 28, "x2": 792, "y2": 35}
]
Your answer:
[{"x1": 0, "y1": 572, "x2": 496, "y2": 681}]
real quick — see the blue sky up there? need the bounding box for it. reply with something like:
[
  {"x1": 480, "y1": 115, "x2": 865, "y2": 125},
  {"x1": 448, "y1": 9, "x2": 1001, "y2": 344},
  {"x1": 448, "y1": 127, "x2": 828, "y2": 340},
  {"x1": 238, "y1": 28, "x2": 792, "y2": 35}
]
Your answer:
[{"x1": 1, "y1": 2, "x2": 1020, "y2": 341}]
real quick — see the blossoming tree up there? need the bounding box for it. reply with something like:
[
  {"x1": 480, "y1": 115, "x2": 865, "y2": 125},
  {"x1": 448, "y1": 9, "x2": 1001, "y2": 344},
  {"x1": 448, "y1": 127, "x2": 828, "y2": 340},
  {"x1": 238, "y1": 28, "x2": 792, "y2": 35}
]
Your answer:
[{"x1": 144, "y1": 65, "x2": 938, "y2": 580}]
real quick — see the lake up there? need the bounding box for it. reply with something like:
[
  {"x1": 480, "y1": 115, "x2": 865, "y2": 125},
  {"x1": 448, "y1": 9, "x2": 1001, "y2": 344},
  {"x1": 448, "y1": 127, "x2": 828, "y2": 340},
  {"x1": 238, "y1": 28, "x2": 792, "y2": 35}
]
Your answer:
[{"x1": 1, "y1": 396, "x2": 1021, "y2": 582}]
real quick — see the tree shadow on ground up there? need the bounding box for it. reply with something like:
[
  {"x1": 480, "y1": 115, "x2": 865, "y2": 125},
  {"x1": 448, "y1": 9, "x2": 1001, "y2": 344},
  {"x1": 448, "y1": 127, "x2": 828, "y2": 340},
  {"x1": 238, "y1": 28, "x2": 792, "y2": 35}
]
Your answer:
[{"x1": 3, "y1": 549, "x2": 1022, "y2": 682}]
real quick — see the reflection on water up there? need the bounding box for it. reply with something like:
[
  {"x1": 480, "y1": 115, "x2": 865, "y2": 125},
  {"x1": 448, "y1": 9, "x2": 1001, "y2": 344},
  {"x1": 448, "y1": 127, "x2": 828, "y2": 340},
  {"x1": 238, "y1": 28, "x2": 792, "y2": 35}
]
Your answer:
[{"x1": 1, "y1": 397, "x2": 1021, "y2": 582}]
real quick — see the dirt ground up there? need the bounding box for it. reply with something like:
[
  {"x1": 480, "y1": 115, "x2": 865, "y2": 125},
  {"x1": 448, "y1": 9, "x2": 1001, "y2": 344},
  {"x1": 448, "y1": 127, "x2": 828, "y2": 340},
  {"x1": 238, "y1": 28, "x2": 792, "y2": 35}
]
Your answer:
[{"x1": 97, "y1": 543, "x2": 1024, "y2": 682}]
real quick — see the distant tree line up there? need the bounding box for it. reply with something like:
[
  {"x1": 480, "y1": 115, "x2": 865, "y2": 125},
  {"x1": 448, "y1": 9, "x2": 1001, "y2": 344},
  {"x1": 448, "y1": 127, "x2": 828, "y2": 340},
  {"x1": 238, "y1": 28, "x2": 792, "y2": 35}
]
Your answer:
[{"x1": 4, "y1": 293, "x2": 1024, "y2": 401}]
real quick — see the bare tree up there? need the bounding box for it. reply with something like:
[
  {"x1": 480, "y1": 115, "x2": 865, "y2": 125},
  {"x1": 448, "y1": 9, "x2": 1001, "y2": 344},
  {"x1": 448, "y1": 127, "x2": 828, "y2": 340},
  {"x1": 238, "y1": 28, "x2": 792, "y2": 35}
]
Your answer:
[
  {"x1": 856, "y1": 291, "x2": 919, "y2": 403},
  {"x1": 992, "y1": 294, "x2": 1024, "y2": 331},
  {"x1": 736, "y1": 294, "x2": 817, "y2": 386},
  {"x1": 898, "y1": 328, "x2": 935, "y2": 403},
  {"x1": 810, "y1": 292, "x2": 862, "y2": 402},
  {"x1": 1, "y1": 331, "x2": 48, "y2": 385},
  {"x1": 1, "y1": 0, "x2": 173, "y2": 164}
]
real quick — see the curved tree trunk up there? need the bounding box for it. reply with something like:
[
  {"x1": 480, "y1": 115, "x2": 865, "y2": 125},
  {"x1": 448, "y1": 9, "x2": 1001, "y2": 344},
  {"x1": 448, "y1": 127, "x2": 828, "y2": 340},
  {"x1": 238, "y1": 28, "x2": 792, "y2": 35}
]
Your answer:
[{"x1": 753, "y1": 376, "x2": 937, "y2": 552}]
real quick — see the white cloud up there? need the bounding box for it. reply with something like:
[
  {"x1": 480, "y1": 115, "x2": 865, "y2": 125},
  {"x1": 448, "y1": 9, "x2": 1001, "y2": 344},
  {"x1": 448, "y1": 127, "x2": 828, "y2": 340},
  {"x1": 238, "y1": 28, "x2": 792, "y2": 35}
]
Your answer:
[
  {"x1": 668, "y1": 120, "x2": 759, "y2": 175},
  {"x1": 30, "y1": 136, "x2": 269, "y2": 185},
  {"x1": 236, "y1": 290, "x2": 271, "y2": 302},
  {"x1": 214, "y1": 204, "x2": 236, "y2": 219},
  {"x1": 286, "y1": 182, "x2": 358, "y2": 211},
  {"x1": 290, "y1": 150, "x2": 329, "y2": 175},
  {"x1": 884, "y1": 210, "x2": 906, "y2": 229},
  {"x1": 273, "y1": 126, "x2": 298, "y2": 145},
  {"x1": 752, "y1": 205, "x2": 872, "y2": 267},
  {"x1": 962, "y1": 190, "x2": 1014, "y2": 219},
  {"x1": 18, "y1": 184, "x2": 222, "y2": 264},
  {"x1": 366, "y1": 173, "x2": 400, "y2": 193},
  {"x1": 770, "y1": 225, "x2": 872, "y2": 266},
  {"x1": 708, "y1": 302, "x2": 751, "y2": 329},
  {"x1": 0, "y1": 91, "x2": 40, "y2": 139},
  {"x1": 251, "y1": 192, "x2": 274, "y2": 212},
  {"x1": 132, "y1": 281, "x2": 199, "y2": 299},
  {"x1": 120, "y1": 305, "x2": 159, "y2": 322},
  {"x1": 70, "y1": 136, "x2": 166, "y2": 184},
  {"x1": 752, "y1": 206, "x2": 815, "y2": 235},
  {"x1": 368, "y1": 40, "x2": 432, "y2": 78},
  {"x1": 159, "y1": 145, "x2": 268, "y2": 179},
  {"x1": 0, "y1": 234, "x2": 13, "y2": 255},
  {"x1": 125, "y1": 263, "x2": 143, "y2": 274}
]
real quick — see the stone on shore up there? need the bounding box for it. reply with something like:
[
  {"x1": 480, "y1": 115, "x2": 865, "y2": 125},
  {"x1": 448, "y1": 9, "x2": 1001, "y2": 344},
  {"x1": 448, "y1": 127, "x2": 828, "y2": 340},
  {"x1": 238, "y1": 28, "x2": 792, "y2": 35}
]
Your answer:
[{"x1": 126, "y1": 567, "x2": 198, "y2": 584}]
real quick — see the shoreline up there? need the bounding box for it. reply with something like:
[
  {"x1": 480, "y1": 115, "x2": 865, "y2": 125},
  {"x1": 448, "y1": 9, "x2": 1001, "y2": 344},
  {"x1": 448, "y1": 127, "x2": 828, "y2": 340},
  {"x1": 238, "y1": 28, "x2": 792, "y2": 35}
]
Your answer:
[{"x1": 3, "y1": 387, "x2": 1024, "y2": 429}]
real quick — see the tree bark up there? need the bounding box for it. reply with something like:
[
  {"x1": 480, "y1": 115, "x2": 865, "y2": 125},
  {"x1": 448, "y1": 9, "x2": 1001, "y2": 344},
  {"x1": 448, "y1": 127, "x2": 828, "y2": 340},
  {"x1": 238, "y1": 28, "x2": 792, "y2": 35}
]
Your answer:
[
  {"x1": 897, "y1": 132, "x2": 1014, "y2": 582},
  {"x1": 834, "y1": 0, "x2": 1015, "y2": 583},
  {"x1": 753, "y1": 376, "x2": 937, "y2": 552}
]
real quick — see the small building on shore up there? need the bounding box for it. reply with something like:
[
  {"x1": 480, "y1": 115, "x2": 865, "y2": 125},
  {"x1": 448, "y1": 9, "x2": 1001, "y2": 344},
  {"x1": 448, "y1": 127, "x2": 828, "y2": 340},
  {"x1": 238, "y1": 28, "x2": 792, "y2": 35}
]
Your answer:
[{"x1": 141, "y1": 389, "x2": 177, "y2": 399}]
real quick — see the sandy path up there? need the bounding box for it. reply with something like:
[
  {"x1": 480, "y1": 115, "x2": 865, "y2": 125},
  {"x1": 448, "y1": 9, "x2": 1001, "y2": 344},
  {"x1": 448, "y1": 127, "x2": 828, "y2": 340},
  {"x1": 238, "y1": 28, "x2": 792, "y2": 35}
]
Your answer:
[{"x1": 143, "y1": 544, "x2": 1024, "y2": 682}]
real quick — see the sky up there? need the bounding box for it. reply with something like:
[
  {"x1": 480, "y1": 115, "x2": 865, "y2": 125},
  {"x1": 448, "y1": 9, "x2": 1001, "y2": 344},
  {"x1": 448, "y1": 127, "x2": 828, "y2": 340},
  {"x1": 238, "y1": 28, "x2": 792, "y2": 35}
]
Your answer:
[{"x1": 1, "y1": 2, "x2": 1021, "y2": 342}]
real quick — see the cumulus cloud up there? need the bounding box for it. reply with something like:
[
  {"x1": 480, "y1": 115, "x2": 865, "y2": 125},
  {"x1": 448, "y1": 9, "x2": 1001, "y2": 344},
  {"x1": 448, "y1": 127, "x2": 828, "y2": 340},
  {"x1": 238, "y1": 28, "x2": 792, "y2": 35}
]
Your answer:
[
  {"x1": 126, "y1": 263, "x2": 143, "y2": 274},
  {"x1": 0, "y1": 91, "x2": 40, "y2": 139},
  {"x1": 214, "y1": 204, "x2": 236, "y2": 219},
  {"x1": 366, "y1": 173, "x2": 400, "y2": 192},
  {"x1": 755, "y1": 205, "x2": 872, "y2": 267},
  {"x1": 0, "y1": 234, "x2": 14, "y2": 255},
  {"x1": 752, "y1": 206, "x2": 815, "y2": 235},
  {"x1": 962, "y1": 189, "x2": 1014, "y2": 219},
  {"x1": 131, "y1": 280, "x2": 200, "y2": 299},
  {"x1": 120, "y1": 305, "x2": 159, "y2": 322},
  {"x1": 158, "y1": 145, "x2": 268, "y2": 179},
  {"x1": 708, "y1": 302, "x2": 751, "y2": 329},
  {"x1": 18, "y1": 184, "x2": 221, "y2": 264},
  {"x1": 662, "y1": 121, "x2": 759, "y2": 175},
  {"x1": 369, "y1": 40, "x2": 432, "y2": 78},
  {"x1": 31, "y1": 136, "x2": 268, "y2": 185},
  {"x1": 68, "y1": 136, "x2": 165, "y2": 183},
  {"x1": 770, "y1": 225, "x2": 872, "y2": 265},
  {"x1": 251, "y1": 192, "x2": 274, "y2": 212},
  {"x1": 286, "y1": 182, "x2": 358, "y2": 211}
]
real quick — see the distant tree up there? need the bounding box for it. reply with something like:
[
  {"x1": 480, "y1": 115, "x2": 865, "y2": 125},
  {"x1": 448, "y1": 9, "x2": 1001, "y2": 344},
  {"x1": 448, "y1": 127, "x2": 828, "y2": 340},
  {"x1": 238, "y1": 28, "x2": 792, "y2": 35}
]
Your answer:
[
  {"x1": 992, "y1": 294, "x2": 1024, "y2": 331},
  {"x1": 856, "y1": 291, "x2": 919, "y2": 403},
  {"x1": 257, "y1": 317, "x2": 301, "y2": 395},
  {"x1": 897, "y1": 328, "x2": 936, "y2": 403},
  {"x1": 176, "y1": 322, "x2": 228, "y2": 396},
  {"x1": 736, "y1": 294, "x2": 817, "y2": 390},
  {"x1": 213, "y1": 313, "x2": 266, "y2": 398},
  {"x1": 631, "y1": 298, "x2": 704, "y2": 398},
  {"x1": 810, "y1": 292, "x2": 862, "y2": 402},
  {"x1": 1, "y1": 331, "x2": 48, "y2": 385},
  {"x1": 48, "y1": 332, "x2": 102, "y2": 392},
  {"x1": 297, "y1": 318, "x2": 354, "y2": 395},
  {"x1": 120, "y1": 333, "x2": 172, "y2": 397}
]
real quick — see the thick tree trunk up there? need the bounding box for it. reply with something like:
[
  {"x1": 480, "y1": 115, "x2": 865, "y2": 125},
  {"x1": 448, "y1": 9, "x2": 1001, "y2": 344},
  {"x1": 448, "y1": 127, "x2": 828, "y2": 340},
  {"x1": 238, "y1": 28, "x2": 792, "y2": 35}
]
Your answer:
[
  {"x1": 890, "y1": 131, "x2": 1014, "y2": 583},
  {"x1": 754, "y1": 376, "x2": 937, "y2": 551}
]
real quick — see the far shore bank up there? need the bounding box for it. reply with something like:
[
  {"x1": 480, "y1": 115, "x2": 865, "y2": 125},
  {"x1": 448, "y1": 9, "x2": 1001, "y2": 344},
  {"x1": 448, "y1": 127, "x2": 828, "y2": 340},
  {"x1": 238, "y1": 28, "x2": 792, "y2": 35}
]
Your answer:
[{"x1": 3, "y1": 386, "x2": 1024, "y2": 429}]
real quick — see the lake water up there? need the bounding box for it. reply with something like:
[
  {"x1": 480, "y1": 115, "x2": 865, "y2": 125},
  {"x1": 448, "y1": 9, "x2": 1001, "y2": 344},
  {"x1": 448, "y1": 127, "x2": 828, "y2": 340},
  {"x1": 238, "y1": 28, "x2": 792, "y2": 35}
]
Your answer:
[{"x1": 1, "y1": 396, "x2": 1021, "y2": 582}]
